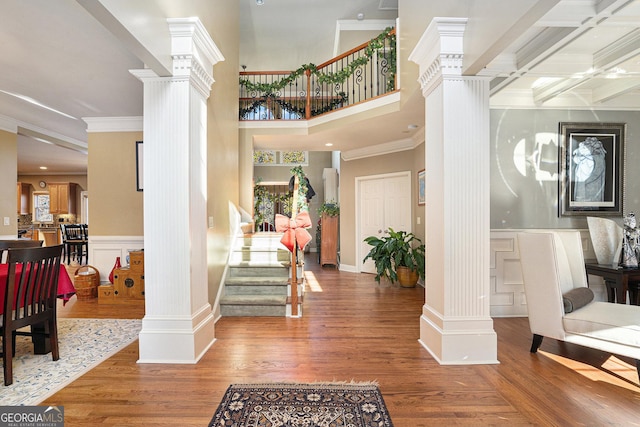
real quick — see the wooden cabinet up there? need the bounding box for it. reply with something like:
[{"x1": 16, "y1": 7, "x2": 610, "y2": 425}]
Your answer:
[
  {"x1": 320, "y1": 213, "x2": 339, "y2": 267},
  {"x1": 16, "y1": 182, "x2": 31, "y2": 214},
  {"x1": 49, "y1": 182, "x2": 78, "y2": 214},
  {"x1": 99, "y1": 251, "x2": 145, "y2": 305}
]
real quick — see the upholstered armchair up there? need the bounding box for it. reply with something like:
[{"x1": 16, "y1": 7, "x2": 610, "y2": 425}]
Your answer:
[{"x1": 517, "y1": 231, "x2": 640, "y2": 380}]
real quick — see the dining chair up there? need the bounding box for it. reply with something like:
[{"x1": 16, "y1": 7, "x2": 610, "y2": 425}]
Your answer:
[
  {"x1": 61, "y1": 224, "x2": 88, "y2": 265},
  {"x1": 1, "y1": 244, "x2": 63, "y2": 385},
  {"x1": 0, "y1": 239, "x2": 43, "y2": 263}
]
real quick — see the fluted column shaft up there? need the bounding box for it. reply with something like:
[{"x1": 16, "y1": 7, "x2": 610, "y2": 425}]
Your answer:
[
  {"x1": 410, "y1": 17, "x2": 498, "y2": 364},
  {"x1": 131, "y1": 18, "x2": 224, "y2": 363}
]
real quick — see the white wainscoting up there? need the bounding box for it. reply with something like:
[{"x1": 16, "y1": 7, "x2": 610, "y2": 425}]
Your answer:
[
  {"x1": 87, "y1": 236, "x2": 144, "y2": 283},
  {"x1": 490, "y1": 229, "x2": 607, "y2": 317}
]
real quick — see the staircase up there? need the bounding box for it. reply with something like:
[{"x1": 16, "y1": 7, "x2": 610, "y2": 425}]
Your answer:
[{"x1": 220, "y1": 232, "x2": 301, "y2": 317}]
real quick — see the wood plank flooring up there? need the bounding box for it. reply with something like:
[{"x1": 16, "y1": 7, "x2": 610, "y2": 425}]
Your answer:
[{"x1": 47, "y1": 256, "x2": 640, "y2": 426}]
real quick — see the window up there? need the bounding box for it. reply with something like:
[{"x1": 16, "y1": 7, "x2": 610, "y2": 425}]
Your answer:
[{"x1": 33, "y1": 192, "x2": 53, "y2": 223}]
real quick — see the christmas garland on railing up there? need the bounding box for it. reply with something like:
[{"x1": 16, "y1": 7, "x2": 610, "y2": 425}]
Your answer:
[
  {"x1": 240, "y1": 27, "x2": 396, "y2": 96},
  {"x1": 240, "y1": 92, "x2": 348, "y2": 119}
]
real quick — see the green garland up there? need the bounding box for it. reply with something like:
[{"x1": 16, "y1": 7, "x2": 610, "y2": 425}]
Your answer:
[
  {"x1": 240, "y1": 92, "x2": 348, "y2": 119},
  {"x1": 240, "y1": 27, "x2": 396, "y2": 97},
  {"x1": 290, "y1": 166, "x2": 309, "y2": 213}
]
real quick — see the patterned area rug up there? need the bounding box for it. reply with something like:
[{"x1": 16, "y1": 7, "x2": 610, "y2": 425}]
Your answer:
[
  {"x1": 209, "y1": 383, "x2": 394, "y2": 427},
  {"x1": 0, "y1": 318, "x2": 142, "y2": 406}
]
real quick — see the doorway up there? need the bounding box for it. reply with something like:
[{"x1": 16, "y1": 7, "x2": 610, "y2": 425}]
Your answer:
[{"x1": 356, "y1": 171, "x2": 412, "y2": 273}]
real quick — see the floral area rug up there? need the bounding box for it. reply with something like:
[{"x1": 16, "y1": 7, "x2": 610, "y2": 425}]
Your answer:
[
  {"x1": 209, "y1": 382, "x2": 394, "y2": 427},
  {"x1": 0, "y1": 318, "x2": 141, "y2": 406}
]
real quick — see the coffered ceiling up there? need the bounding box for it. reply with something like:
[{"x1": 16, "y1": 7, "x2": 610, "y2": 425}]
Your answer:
[{"x1": 2, "y1": 0, "x2": 639, "y2": 174}]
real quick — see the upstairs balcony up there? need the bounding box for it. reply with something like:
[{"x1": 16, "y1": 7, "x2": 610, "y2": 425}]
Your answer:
[{"x1": 239, "y1": 28, "x2": 396, "y2": 121}]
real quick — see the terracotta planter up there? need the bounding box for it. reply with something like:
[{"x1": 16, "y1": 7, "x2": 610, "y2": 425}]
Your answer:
[{"x1": 396, "y1": 266, "x2": 418, "y2": 288}]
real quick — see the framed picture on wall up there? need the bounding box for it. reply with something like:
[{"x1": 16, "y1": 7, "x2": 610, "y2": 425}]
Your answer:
[
  {"x1": 559, "y1": 122, "x2": 625, "y2": 216},
  {"x1": 418, "y1": 169, "x2": 425, "y2": 206}
]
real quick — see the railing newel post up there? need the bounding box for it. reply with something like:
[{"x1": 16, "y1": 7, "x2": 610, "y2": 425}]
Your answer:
[{"x1": 305, "y1": 69, "x2": 311, "y2": 120}]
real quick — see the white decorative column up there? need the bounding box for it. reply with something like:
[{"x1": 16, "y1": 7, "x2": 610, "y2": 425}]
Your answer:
[
  {"x1": 131, "y1": 18, "x2": 224, "y2": 363},
  {"x1": 409, "y1": 18, "x2": 498, "y2": 364}
]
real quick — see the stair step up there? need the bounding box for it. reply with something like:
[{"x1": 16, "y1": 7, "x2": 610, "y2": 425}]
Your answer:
[
  {"x1": 236, "y1": 233, "x2": 287, "y2": 249},
  {"x1": 228, "y1": 263, "x2": 289, "y2": 278},
  {"x1": 229, "y1": 249, "x2": 290, "y2": 263},
  {"x1": 220, "y1": 295, "x2": 287, "y2": 317},
  {"x1": 225, "y1": 277, "x2": 289, "y2": 295}
]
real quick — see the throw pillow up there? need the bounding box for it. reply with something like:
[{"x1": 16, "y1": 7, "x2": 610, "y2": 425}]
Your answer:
[{"x1": 563, "y1": 287, "x2": 594, "y2": 313}]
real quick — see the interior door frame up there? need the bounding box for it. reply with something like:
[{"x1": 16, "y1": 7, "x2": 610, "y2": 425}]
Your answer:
[{"x1": 355, "y1": 170, "x2": 412, "y2": 273}]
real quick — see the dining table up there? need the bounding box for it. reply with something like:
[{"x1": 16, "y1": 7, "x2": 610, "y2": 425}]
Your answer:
[{"x1": 0, "y1": 263, "x2": 76, "y2": 354}]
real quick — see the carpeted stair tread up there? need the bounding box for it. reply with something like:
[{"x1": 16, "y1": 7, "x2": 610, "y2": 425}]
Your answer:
[
  {"x1": 220, "y1": 295, "x2": 287, "y2": 306},
  {"x1": 228, "y1": 260, "x2": 289, "y2": 268},
  {"x1": 225, "y1": 276, "x2": 289, "y2": 285}
]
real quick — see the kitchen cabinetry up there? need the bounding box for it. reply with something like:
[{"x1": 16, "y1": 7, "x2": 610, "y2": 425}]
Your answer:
[
  {"x1": 320, "y1": 213, "x2": 339, "y2": 267},
  {"x1": 49, "y1": 182, "x2": 78, "y2": 214},
  {"x1": 16, "y1": 182, "x2": 31, "y2": 214}
]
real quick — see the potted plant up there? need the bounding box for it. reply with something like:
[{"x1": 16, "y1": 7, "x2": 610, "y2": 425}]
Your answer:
[{"x1": 363, "y1": 228, "x2": 425, "y2": 287}]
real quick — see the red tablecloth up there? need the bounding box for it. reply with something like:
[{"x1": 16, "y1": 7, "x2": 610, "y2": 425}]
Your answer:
[{"x1": 0, "y1": 264, "x2": 76, "y2": 314}]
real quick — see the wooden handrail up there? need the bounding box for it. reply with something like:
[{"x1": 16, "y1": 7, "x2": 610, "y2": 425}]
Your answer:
[
  {"x1": 316, "y1": 28, "x2": 396, "y2": 70},
  {"x1": 239, "y1": 28, "x2": 395, "y2": 120}
]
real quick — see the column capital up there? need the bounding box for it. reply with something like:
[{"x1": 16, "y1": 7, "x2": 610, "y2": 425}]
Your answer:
[
  {"x1": 409, "y1": 17, "x2": 468, "y2": 96},
  {"x1": 167, "y1": 17, "x2": 225, "y2": 98}
]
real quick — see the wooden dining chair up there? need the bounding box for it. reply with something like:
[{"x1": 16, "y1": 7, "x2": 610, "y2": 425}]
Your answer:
[
  {"x1": 0, "y1": 239, "x2": 43, "y2": 263},
  {"x1": 1, "y1": 244, "x2": 63, "y2": 386},
  {"x1": 61, "y1": 224, "x2": 88, "y2": 265}
]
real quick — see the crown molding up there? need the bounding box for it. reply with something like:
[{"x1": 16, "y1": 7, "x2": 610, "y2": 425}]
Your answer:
[
  {"x1": 0, "y1": 114, "x2": 17, "y2": 133},
  {"x1": 341, "y1": 134, "x2": 421, "y2": 161},
  {"x1": 84, "y1": 116, "x2": 143, "y2": 133}
]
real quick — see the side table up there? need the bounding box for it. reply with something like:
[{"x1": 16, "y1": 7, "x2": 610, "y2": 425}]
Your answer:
[{"x1": 585, "y1": 263, "x2": 640, "y2": 305}]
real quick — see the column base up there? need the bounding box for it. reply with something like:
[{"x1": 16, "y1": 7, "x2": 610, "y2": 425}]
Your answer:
[
  {"x1": 419, "y1": 309, "x2": 499, "y2": 365},
  {"x1": 138, "y1": 307, "x2": 215, "y2": 363}
]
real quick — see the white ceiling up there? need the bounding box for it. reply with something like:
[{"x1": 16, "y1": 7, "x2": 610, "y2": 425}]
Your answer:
[{"x1": 2, "y1": 0, "x2": 640, "y2": 174}]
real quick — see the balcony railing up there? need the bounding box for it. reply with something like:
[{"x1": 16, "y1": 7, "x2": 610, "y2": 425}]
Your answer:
[{"x1": 239, "y1": 28, "x2": 396, "y2": 121}]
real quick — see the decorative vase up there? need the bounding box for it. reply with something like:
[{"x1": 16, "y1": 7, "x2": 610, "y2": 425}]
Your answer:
[{"x1": 108, "y1": 256, "x2": 121, "y2": 284}]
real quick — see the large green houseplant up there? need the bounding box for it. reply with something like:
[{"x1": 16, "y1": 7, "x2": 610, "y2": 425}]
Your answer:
[{"x1": 363, "y1": 228, "x2": 425, "y2": 287}]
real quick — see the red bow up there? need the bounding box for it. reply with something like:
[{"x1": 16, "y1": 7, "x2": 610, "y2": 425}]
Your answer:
[{"x1": 275, "y1": 212, "x2": 312, "y2": 253}]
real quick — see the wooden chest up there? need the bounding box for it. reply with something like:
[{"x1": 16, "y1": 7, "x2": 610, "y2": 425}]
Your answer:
[{"x1": 98, "y1": 267, "x2": 145, "y2": 304}]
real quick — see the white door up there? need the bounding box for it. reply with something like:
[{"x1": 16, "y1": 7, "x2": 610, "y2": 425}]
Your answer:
[{"x1": 357, "y1": 172, "x2": 412, "y2": 273}]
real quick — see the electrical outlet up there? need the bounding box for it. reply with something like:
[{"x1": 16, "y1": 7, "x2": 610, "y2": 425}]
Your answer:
[
  {"x1": 208, "y1": 216, "x2": 214, "y2": 228},
  {"x1": 416, "y1": 216, "x2": 421, "y2": 225},
  {"x1": 3, "y1": 217, "x2": 9, "y2": 226}
]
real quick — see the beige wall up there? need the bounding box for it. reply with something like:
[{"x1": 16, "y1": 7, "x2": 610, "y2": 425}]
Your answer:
[
  {"x1": 0, "y1": 129, "x2": 17, "y2": 236},
  {"x1": 88, "y1": 131, "x2": 143, "y2": 236},
  {"x1": 196, "y1": 0, "x2": 241, "y2": 302},
  {"x1": 339, "y1": 147, "x2": 423, "y2": 267}
]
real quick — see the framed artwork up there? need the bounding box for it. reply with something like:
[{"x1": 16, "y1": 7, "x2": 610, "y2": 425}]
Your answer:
[
  {"x1": 417, "y1": 169, "x2": 425, "y2": 206},
  {"x1": 253, "y1": 150, "x2": 276, "y2": 165},
  {"x1": 136, "y1": 141, "x2": 143, "y2": 192},
  {"x1": 559, "y1": 122, "x2": 625, "y2": 216}
]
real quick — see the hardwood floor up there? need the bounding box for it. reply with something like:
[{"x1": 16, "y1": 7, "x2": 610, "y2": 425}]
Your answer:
[{"x1": 48, "y1": 256, "x2": 640, "y2": 426}]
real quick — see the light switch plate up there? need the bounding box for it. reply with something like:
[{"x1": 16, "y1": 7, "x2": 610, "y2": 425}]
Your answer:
[{"x1": 3, "y1": 217, "x2": 9, "y2": 226}]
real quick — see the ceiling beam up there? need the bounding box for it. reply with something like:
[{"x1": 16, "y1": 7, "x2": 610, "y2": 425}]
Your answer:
[{"x1": 592, "y1": 78, "x2": 640, "y2": 103}]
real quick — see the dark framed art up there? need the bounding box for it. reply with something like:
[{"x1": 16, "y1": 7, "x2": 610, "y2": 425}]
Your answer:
[
  {"x1": 417, "y1": 169, "x2": 425, "y2": 205},
  {"x1": 136, "y1": 140, "x2": 143, "y2": 191},
  {"x1": 559, "y1": 122, "x2": 625, "y2": 217}
]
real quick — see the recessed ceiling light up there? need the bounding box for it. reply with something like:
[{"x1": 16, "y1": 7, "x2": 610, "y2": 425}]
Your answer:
[
  {"x1": 407, "y1": 124, "x2": 418, "y2": 130},
  {"x1": 39, "y1": 166, "x2": 47, "y2": 170},
  {"x1": 357, "y1": 13, "x2": 365, "y2": 20},
  {"x1": 325, "y1": 143, "x2": 333, "y2": 147},
  {"x1": 256, "y1": 0, "x2": 264, "y2": 5}
]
